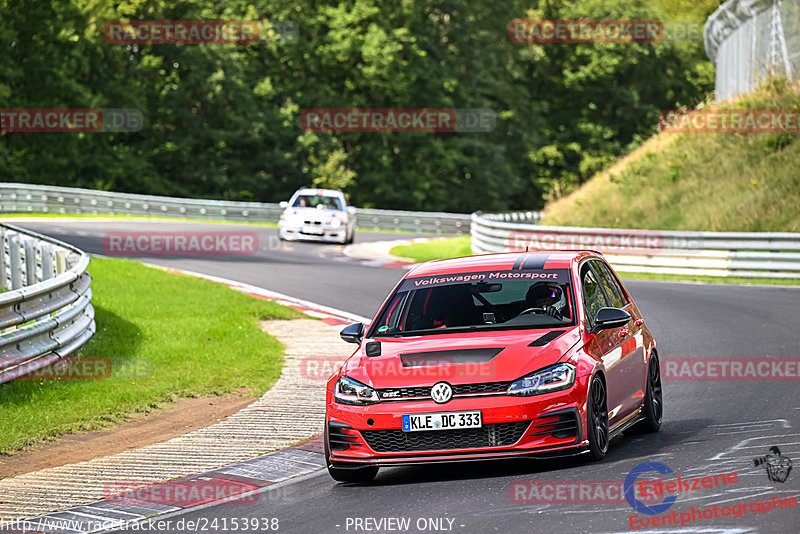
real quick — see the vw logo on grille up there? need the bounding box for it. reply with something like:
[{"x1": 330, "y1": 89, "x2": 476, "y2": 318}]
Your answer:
[{"x1": 430, "y1": 382, "x2": 453, "y2": 404}]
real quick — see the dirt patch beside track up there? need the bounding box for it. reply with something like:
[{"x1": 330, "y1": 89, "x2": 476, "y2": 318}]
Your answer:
[{"x1": 0, "y1": 390, "x2": 257, "y2": 479}]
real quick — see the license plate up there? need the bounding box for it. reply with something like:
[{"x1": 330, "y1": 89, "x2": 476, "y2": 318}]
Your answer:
[
  {"x1": 302, "y1": 226, "x2": 324, "y2": 235},
  {"x1": 402, "y1": 411, "x2": 482, "y2": 432}
]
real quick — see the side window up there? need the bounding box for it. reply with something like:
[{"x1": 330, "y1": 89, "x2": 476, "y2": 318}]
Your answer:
[
  {"x1": 372, "y1": 291, "x2": 408, "y2": 332},
  {"x1": 581, "y1": 266, "x2": 608, "y2": 326},
  {"x1": 593, "y1": 261, "x2": 627, "y2": 309}
]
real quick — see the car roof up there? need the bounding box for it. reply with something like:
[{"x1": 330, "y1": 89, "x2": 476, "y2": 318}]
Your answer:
[
  {"x1": 292, "y1": 188, "x2": 344, "y2": 198},
  {"x1": 405, "y1": 250, "x2": 602, "y2": 278}
]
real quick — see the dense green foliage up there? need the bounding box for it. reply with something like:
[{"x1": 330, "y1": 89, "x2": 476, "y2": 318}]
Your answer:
[{"x1": 0, "y1": 0, "x2": 720, "y2": 212}]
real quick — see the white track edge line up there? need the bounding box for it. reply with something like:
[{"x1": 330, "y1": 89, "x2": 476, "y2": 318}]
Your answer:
[{"x1": 136, "y1": 262, "x2": 371, "y2": 324}]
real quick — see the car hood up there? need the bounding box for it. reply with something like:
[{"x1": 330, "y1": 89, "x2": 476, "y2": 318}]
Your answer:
[
  {"x1": 284, "y1": 207, "x2": 344, "y2": 221},
  {"x1": 340, "y1": 326, "x2": 581, "y2": 389}
]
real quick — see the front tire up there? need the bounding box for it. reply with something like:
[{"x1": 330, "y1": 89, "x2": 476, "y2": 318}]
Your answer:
[
  {"x1": 586, "y1": 375, "x2": 609, "y2": 461},
  {"x1": 328, "y1": 464, "x2": 379, "y2": 483},
  {"x1": 341, "y1": 229, "x2": 354, "y2": 245}
]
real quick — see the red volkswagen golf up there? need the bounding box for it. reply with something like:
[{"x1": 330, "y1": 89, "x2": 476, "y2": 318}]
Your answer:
[{"x1": 325, "y1": 251, "x2": 663, "y2": 482}]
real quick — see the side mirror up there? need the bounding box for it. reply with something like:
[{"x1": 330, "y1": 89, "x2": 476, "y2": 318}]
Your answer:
[
  {"x1": 279, "y1": 201, "x2": 288, "y2": 209},
  {"x1": 346, "y1": 206, "x2": 357, "y2": 215},
  {"x1": 592, "y1": 307, "x2": 631, "y2": 333},
  {"x1": 340, "y1": 322, "x2": 365, "y2": 344}
]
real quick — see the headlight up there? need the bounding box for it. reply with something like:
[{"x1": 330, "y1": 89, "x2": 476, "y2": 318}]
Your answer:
[
  {"x1": 334, "y1": 376, "x2": 380, "y2": 405},
  {"x1": 507, "y1": 363, "x2": 576, "y2": 396},
  {"x1": 329, "y1": 219, "x2": 342, "y2": 228}
]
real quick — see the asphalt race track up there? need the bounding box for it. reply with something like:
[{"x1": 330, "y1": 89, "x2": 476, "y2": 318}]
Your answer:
[{"x1": 16, "y1": 220, "x2": 800, "y2": 533}]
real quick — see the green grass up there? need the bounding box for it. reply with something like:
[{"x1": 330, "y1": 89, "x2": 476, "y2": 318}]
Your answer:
[
  {"x1": 617, "y1": 271, "x2": 800, "y2": 286},
  {"x1": 0, "y1": 257, "x2": 302, "y2": 454},
  {"x1": 390, "y1": 236, "x2": 472, "y2": 263},
  {"x1": 358, "y1": 227, "x2": 453, "y2": 235},
  {"x1": 541, "y1": 79, "x2": 800, "y2": 232}
]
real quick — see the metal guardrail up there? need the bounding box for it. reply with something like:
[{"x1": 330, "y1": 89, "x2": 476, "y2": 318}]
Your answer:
[
  {"x1": 353, "y1": 207, "x2": 470, "y2": 234},
  {"x1": 471, "y1": 212, "x2": 800, "y2": 279},
  {"x1": 705, "y1": 0, "x2": 798, "y2": 101},
  {"x1": 0, "y1": 224, "x2": 95, "y2": 384},
  {"x1": 0, "y1": 183, "x2": 471, "y2": 235}
]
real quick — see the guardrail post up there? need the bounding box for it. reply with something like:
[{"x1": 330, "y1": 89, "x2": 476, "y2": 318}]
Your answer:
[
  {"x1": 55, "y1": 250, "x2": 68, "y2": 274},
  {"x1": 24, "y1": 239, "x2": 37, "y2": 285},
  {"x1": 41, "y1": 244, "x2": 54, "y2": 280},
  {"x1": 0, "y1": 228, "x2": 6, "y2": 290},
  {"x1": 9, "y1": 234, "x2": 22, "y2": 289}
]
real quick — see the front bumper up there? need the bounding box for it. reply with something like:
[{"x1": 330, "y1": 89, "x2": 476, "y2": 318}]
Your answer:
[
  {"x1": 279, "y1": 223, "x2": 346, "y2": 242},
  {"x1": 326, "y1": 378, "x2": 590, "y2": 467}
]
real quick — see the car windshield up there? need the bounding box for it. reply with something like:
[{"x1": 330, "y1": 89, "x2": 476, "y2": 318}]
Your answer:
[
  {"x1": 292, "y1": 194, "x2": 343, "y2": 210},
  {"x1": 370, "y1": 269, "x2": 575, "y2": 336}
]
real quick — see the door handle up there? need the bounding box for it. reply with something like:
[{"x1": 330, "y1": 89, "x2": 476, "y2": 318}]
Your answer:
[
  {"x1": 634, "y1": 319, "x2": 644, "y2": 326},
  {"x1": 618, "y1": 329, "x2": 629, "y2": 338}
]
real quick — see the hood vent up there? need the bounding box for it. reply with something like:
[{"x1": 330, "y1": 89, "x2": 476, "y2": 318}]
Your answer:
[
  {"x1": 400, "y1": 347, "x2": 503, "y2": 367},
  {"x1": 528, "y1": 330, "x2": 566, "y2": 347}
]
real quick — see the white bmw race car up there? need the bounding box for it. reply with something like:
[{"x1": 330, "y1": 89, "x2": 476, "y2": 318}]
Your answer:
[{"x1": 278, "y1": 188, "x2": 356, "y2": 244}]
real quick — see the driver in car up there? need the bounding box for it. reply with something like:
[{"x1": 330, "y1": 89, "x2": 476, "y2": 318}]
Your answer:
[{"x1": 524, "y1": 282, "x2": 564, "y2": 319}]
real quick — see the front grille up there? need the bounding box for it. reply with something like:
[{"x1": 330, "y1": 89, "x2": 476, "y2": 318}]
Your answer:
[
  {"x1": 452, "y1": 381, "x2": 511, "y2": 395},
  {"x1": 378, "y1": 386, "x2": 430, "y2": 399},
  {"x1": 303, "y1": 220, "x2": 322, "y2": 225},
  {"x1": 376, "y1": 381, "x2": 511, "y2": 400},
  {"x1": 361, "y1": 421, "x2": 530, "y2": 452}
]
